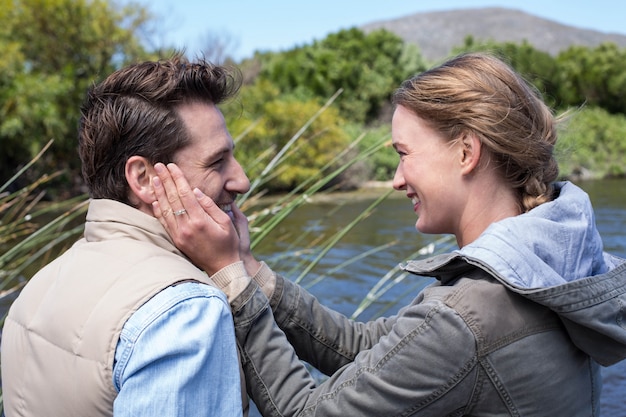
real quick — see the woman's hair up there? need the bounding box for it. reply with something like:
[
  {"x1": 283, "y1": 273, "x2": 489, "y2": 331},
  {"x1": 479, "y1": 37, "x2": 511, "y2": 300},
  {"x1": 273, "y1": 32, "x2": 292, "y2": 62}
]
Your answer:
[
  {"x1": 78, "y1": 54, "x2": 241, "y2": 203},
  {"x1": 393, "y1": 52, "x2": 559, "y2": 212}
]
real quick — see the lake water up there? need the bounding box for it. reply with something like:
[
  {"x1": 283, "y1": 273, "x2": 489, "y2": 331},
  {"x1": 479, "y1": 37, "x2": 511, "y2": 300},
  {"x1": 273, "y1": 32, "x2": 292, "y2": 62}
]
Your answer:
[{"x1": 253, "y1": 178, "x2": 626, "y2": 416}]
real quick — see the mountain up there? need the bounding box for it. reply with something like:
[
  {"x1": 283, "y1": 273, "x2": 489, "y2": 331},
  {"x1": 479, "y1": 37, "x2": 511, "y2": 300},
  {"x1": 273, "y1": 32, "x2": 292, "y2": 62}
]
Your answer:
[{"x1": 361, "y1": 7, "x2": 626, "y2": 62}]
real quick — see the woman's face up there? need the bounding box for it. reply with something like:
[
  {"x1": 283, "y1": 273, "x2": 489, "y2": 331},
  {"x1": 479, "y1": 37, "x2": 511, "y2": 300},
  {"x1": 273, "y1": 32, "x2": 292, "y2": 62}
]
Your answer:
[{"x1": 391, "y1": 105, "x2": 467, "y2": 237}]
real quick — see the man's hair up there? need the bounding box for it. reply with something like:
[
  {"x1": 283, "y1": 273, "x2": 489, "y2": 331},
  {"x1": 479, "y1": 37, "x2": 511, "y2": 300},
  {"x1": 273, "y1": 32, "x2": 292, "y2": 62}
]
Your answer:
[{"x1": 78, "y1": 54, "x2": 241, "y2": 203}]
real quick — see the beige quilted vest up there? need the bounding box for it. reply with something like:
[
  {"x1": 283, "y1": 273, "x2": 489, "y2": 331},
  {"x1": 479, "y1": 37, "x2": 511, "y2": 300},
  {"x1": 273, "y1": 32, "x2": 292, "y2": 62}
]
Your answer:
[{"x1": 1, "y1": 200, "x2": 246, "y2": 416}]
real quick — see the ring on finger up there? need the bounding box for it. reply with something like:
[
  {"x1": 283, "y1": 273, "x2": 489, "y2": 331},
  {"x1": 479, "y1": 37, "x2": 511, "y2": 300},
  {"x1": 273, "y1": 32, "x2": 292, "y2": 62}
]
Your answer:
[{"x1": 173, "y1": 209, "x2": 187, "y2": 216}]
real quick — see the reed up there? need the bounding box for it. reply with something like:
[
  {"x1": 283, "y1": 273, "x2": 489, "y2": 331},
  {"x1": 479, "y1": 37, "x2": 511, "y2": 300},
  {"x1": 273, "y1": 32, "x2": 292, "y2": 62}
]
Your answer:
[{"x1": 0, "y1": 140, "x2": 88, "y2": 327}]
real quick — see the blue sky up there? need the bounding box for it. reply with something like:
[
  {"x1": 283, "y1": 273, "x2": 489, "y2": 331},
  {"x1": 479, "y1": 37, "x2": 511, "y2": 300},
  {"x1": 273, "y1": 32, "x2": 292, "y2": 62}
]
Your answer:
[{"x1": 134, "y1": 0, "x2": 626, "y2": 60}]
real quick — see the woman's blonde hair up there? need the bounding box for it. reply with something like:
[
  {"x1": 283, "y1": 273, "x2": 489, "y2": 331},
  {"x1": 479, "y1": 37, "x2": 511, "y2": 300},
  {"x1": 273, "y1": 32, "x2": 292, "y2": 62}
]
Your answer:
[{"x1": 393, "y1": 52, "x2": 559, "y2": 212}]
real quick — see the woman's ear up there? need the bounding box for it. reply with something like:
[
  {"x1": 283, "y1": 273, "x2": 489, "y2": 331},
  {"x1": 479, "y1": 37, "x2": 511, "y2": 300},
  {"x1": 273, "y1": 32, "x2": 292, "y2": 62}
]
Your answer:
[
  {"x1": 125, "y1": 156, "x2": 156, "y2": 206},
  {"x1": 459, "y1": 133, "x2": 482, "y2": 176}
]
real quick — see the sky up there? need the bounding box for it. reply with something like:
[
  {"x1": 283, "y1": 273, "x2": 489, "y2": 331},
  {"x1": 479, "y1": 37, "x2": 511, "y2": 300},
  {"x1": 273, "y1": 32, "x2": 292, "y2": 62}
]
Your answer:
[{"x1": 133, "y1": 0, "x2": 626, "y2": 61}]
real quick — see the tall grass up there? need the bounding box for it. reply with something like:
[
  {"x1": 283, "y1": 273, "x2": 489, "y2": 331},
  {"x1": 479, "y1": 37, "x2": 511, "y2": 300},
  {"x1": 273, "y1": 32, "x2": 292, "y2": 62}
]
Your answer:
[{"x1": 0, "y1": 140, "x2": 88, "y2": 326}]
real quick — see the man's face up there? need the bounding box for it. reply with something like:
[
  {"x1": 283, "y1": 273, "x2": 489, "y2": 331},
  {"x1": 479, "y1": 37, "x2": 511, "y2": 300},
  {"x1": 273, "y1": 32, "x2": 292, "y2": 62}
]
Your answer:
[{"x1": 172, "y1": 102, "x2": 250, "y2": 216}]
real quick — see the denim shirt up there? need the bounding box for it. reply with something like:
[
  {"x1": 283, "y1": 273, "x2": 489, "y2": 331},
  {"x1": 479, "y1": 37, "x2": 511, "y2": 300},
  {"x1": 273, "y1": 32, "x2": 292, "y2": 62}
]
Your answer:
[{"x1": 113, "y1": 282, "x2": 242, "y2": 416}]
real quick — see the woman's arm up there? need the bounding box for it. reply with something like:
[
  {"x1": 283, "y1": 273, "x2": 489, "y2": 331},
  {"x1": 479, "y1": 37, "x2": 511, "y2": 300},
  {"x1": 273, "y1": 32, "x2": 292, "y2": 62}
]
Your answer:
[{"x1": 230, "y1": 278, "x2": 478, "y2": 417}]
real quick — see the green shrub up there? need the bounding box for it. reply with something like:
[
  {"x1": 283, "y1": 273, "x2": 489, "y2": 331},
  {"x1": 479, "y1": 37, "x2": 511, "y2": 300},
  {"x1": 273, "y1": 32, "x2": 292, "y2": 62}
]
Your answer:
[
  {"x1": 223, "y1": 82, "x2": 357, "y2": 192},
  {"x1": 557, "y1": 106, "x2": 626, "y2": 179}
]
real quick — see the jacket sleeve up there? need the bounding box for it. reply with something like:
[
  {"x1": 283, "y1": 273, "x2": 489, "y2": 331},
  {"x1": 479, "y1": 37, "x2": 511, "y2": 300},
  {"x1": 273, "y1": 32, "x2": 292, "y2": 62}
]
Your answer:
[
  {"x1": 230, "y1": 276, "x2": 480, "y2": 417},
  {"x1": 268, "y1": 274, "x2": 401, "y2": 375}
]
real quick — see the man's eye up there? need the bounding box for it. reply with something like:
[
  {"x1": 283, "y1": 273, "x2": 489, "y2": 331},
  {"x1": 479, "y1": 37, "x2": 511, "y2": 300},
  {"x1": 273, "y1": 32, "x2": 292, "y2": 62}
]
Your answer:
[{"x1": 207, "y1": 158, "x2": 224, "y2": 168}]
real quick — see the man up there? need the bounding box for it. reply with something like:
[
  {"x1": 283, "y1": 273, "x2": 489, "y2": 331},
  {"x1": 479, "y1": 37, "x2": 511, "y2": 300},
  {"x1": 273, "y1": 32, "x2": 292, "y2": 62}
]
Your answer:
[{"x1": 1, "y1": 55, "x2": 250, "y2": 416}]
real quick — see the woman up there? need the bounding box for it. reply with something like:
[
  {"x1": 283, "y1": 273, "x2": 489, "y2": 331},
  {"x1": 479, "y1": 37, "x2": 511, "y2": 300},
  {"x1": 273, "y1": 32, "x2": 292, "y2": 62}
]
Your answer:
[{"x1": 152, "y1": 52, "x2": 626, "y2": 416}]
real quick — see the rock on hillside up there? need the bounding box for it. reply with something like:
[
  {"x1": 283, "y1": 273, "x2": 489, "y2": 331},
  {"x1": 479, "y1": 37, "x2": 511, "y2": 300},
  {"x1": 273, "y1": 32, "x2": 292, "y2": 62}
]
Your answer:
[{"x1": 361, "y1": 7, "x2": 626, "y2": 62}]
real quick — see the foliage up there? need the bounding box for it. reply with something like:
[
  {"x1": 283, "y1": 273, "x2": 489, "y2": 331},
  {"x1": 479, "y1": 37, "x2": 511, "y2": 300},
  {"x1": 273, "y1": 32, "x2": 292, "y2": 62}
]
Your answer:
[
  {"x1": 555, "y1": 43, "x2": 626, "y2": 114},
  {"x1": 556, "y1": 106, "x2": 626, "y2": 179},
  {"x1": 0, "y1": 0, "x2": 158, "y2": 188},
  {"x1": 256, "y1": 28, "x2": 427, "y2": 124},
  {"x1": 451, "y1": 37, "x2": 626, "y2": 117},
  {"x1": 3, "y1": 2, "x2": 626, "y2": 198},
  {"x1": 453, "y1": 36, "x2": 562, "y2": 108},
  {"x1": 222, "y1": 81, "x2": 360, "y2": 192},
  {"x1": 343, "y1": 123, "x2": 396, "y2": 181}
]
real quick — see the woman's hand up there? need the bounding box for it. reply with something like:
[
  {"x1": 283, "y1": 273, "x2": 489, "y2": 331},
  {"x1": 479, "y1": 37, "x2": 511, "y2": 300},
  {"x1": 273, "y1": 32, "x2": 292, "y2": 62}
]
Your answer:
[
  {"x1": 151, "y1": 162, "x2": 241, "y2": 276},
  {"x1": 230, "y1": 203, "x2": 262, "y2": 276}
]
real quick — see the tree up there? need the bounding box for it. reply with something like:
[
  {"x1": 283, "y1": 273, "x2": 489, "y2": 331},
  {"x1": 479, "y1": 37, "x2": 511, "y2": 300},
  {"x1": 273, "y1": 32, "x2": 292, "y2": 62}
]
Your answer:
[
  {"x1": 0, "y1": 0, "x2": 157, "y2": 190},
  {"x1": 556, "y1": 106, "x2": 626, "y2": 178},
  {"x1": 257, "y1": 28, "x2": 427, "y2": 124},
  {"x1": 556, "y1": 43, "x2": 626, "y2": 115},
  {"x1": 454, "y1": 36, "x2": 561, "y2": 108},
  {"x1": 222, "y1": 80, "x2": 356, "y2": 193}
]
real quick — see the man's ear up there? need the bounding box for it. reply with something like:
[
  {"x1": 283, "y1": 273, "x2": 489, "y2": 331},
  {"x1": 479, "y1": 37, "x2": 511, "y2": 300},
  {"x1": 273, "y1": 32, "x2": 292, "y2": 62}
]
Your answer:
[
  {"x1": 125, "y1": 156, "x2": 156, "y2": 206},
  {"x1": 459, "y1": 133, "x2": 482, "y2": 176}
]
